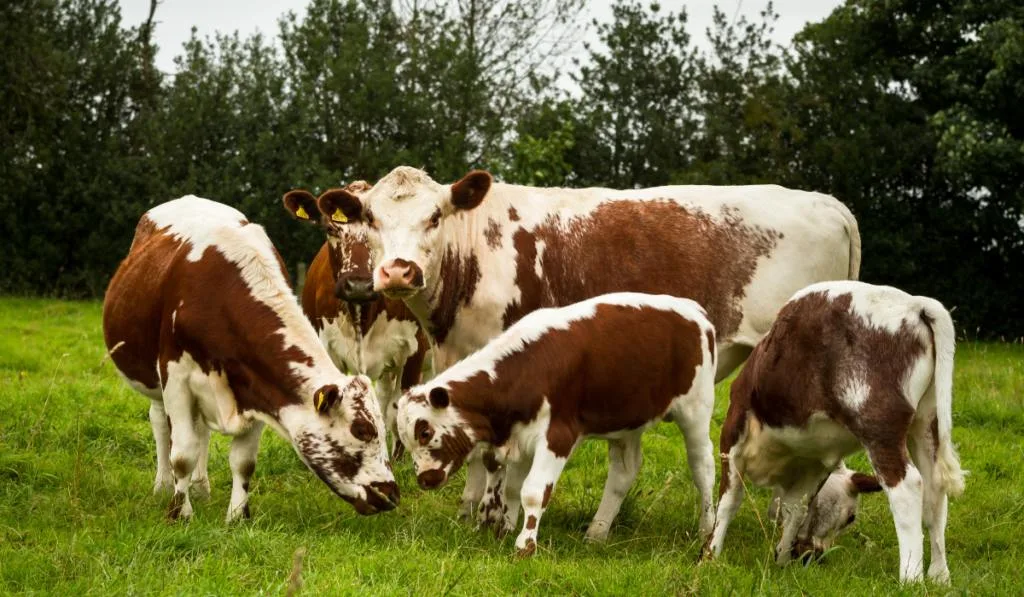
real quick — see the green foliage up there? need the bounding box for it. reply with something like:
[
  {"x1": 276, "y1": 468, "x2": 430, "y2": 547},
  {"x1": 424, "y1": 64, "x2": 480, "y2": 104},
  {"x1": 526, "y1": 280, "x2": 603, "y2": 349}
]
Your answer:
[
  {"x1": 0, "y1": 0, "x2": 1021, "y2": 337},
  {"x1": 2, "y1": 298, "x2": 1022, "y2": 593}
]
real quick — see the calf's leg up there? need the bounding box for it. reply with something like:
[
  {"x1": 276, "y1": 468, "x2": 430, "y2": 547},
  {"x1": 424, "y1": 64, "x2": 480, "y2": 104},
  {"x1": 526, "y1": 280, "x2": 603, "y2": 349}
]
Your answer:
[
  {"x1": 226, "y1": 421, "x2": 263, "y2": 522},
  {"x1": 585, "y1": 434, "x2": 643, "y2": 542},
  {"x1": 514, "y1": 443, "x2": 575, "y2": 558},
  {"x1": 458, "y1": 454, "x2": 488, "y2": 520},
  {"x1": 671, "y1": 379, "x2": 717, "y2": 537},
  {"x1": 911, "y1": 409, "x2": 951, "y2": 583},
  {"x1": 868, "y1": 443, "x2": 925, "y2": 583}
]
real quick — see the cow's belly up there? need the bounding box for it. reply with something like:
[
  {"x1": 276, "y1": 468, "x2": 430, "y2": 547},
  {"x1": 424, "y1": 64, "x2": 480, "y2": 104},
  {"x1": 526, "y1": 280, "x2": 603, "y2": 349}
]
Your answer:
[
  {"x1": 738, "y1": 414, "x2": 859, "y2": 488},
  {"x1": 164, "y1": 351, "x2": 254, "y2": 436}
]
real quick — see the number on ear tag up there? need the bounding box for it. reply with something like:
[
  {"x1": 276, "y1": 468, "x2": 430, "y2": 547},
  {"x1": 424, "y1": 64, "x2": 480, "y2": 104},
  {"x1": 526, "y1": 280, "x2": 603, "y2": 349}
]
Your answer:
[
  {"x1": 315, "y1": 390, "x2": 325, "y2": 411},
  {"x1": 296, "y1": 206, "x2": 310, "y2": 220},
  {"x1": 331, "y1": 211, "x2": 348, "y2": 223}
]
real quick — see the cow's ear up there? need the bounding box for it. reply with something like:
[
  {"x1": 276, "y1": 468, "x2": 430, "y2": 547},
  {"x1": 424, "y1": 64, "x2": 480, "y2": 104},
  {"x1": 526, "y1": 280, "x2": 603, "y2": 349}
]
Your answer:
[
  {"x1": 848, "y1": 472, "x2": 883, "y2": 495},
  {"x1": 449, "y1": 170, "x2": 492, "y2": 211},
  {"x1": 283, "y1": 190, "x2": 320, "y2": 222},
  {"x1": 428, "y1": 387, "x2": 450, "y2": 409},
  {"x1": 314, "y1": 384, "x2": 341, "y2": 414},
  {"x1": 317, "y1": 188, "x2": 363, "y2": 224}
]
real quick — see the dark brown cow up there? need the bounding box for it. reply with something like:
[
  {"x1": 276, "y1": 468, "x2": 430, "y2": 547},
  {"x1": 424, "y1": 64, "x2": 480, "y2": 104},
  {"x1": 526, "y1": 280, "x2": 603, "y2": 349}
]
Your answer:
[
  {"x1": 396, "y1": 293, "x2": 718, "y2": 556},
  {"x1": 705, "y1": 281, "x2": 965, "y2": 584},
  {"x1": 285, "y1": 184, "x2": 429, "y2": 455},
  {"x1": 103, "y1": 196, "x2": 398, "y2": 521}
]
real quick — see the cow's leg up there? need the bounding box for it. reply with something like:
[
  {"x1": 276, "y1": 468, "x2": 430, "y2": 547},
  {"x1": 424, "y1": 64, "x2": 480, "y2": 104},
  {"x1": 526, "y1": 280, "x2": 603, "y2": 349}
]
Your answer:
[
  {"x1": 477, "y1": 457, "x2": 507, "y2": 534},
  {"x1": 714, "y1": 343, "x2": 753, "y2": 382},
  {"x1": 458, "y1": 452, "x2": 488, "y2": 520},
  {"x1": 378, "y1": 370, "x2": 404, "y2": 459},
  {"x1": 191, "y1": 418, "x2": 211, "y2": 499},
  {"x1": 671, "y1": 382, "x2": 717, "y2": 537},
  {"x1": 585, "y1": 433, "x2": 642, "y2": 543},
  {"x1": 497, "y1": 456, "x2": 531, "y2": 537},
  {"x1": 774, "y1": 469, "x2": 829, "y2": 566},
  {"x1": 514, "y1": 442, "x2": 575, "y2": 558},
  {"x1": 911, "y1": 408, "x2": 950, "y2": 583},
  {"x1": 163, "y1": 373, "x2": 199, "y2": 521},
  {"x1": 226, "y1": 421, "x2": 263, "y2": 523},
  {"x1": 149, "y1": 400, "x2": 174, "y2": 494},
  {"x1": 704, "y1": 400, "x2": 749, "y2": 560},
  {"x1": 868, "y1": 442, "x2": 925, "y2": 583}
]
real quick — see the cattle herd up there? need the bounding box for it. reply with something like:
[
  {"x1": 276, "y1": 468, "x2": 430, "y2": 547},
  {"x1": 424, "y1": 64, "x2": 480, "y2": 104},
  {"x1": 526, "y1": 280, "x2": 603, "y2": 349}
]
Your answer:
[{"x1": 101, "y1": 167, "x2": 965, "y2": 584}]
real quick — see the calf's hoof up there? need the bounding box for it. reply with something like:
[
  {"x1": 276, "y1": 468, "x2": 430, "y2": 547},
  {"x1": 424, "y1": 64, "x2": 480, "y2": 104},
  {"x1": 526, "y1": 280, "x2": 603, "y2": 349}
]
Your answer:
[
  {"x1": 225, "y1": 502, "x2": 252, "y2": 524},
  {"x1": 166, "y1": 492, "x2": 193, "y2": 521},
  {"x1": 928, "y1": 564, "x2": 950, "y2": 585},
  {"x1": 515, "y1": 539, "x2": 536, "y2": 559}
]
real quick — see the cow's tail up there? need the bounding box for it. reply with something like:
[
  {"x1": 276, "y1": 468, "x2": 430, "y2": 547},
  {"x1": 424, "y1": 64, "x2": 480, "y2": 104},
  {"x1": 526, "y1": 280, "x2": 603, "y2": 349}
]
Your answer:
[
  {"x1": 831, "y1": 199, "x2": 862, "y2": 280},
  {"x1": 920, "y1": 297, "x2": 966, "y2": 498}
]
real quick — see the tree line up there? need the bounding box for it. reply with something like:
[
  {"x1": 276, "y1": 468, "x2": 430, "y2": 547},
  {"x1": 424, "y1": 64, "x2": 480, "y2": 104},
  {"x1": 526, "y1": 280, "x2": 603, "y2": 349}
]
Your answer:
[{"x1": 1, "y1": 0, "x2": 1021, "y2": 338}]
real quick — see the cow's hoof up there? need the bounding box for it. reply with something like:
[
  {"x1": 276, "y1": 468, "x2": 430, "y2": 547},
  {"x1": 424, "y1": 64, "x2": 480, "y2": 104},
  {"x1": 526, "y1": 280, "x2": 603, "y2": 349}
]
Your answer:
[
  {"x1": 153, "y1": 475, "x2": 174, "y2": 495},
  {"x1": 457, "y1": 500, "x2": 476, "y2": 521},
  {"x1": 167, "y1": 492, "x2": 192, "y2": 521},
  {"x1": 515, "y1": 539, "x2": 536, "y2": 559},
  {"x1": 584, "y1": 522, "x2": 610, "y2": 543},
  {"x1": 191, "y1": 477, "x2": 211, "y2": 500}
]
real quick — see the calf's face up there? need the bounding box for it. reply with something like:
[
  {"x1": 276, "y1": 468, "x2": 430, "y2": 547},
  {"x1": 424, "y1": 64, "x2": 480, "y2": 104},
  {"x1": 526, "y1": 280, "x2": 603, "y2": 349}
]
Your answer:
[
  {"x1": 282, "y1": 376, "x2": 399, "y2": 514},
  {"x1": 396, "y1": 386, "x2": 475, "y2": 490}
]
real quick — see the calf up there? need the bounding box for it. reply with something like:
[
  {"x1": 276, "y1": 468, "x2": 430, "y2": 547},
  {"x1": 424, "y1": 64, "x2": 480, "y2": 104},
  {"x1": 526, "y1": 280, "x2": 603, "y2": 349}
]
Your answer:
[
  {"x1": 705, "y1": 281, "x2": 965, "y2": 583},
  {"x1": 284, "y1": 184, "x2": 429, "y2": 455},
  {"x1": 103, "y1": 196, "x2": 399, "y2": 521},
  {"x1": 396, "y1": 293, "x2": 718, "y2": 557}
]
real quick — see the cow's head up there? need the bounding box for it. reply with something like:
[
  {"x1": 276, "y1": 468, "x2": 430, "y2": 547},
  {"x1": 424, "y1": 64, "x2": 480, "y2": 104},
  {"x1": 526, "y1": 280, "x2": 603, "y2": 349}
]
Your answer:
[
  {"x1": 283, "y1": 182, "x2": 379, "y2": 304},
  {"x1": 279, "y1": 375, "x2": 400, "y2": 514},
  {"x1": 770, "y1": 464, "x2": 883, "y2": 561},
  {"x1": 395, "y1": 384, "x2": 476, "y2": 490},
  {"x1": 298, "y1": 167, "x2": 492, "y2": 300}
]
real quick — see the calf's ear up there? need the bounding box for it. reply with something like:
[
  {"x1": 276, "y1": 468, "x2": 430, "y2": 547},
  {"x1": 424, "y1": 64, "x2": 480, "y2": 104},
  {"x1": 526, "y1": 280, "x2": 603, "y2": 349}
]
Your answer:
[
  {"x1": 428, "y1": 387, "x2": 450, "y2": 409},
  {"x1": 318, "y1": 188, "x2": 363, "y2": 224},
  {"x1": 449, "y1": 170, "x2": 492, "y2": 211},
  {"x1": 283, "y1": 189, "x2": 320, "y2": 222},
  {"x1": 848, "y1": 472, "x2": 883, "y2": 494},
  {"x1": 314, "y1": 384, "x2": 341, "y2": 414}
]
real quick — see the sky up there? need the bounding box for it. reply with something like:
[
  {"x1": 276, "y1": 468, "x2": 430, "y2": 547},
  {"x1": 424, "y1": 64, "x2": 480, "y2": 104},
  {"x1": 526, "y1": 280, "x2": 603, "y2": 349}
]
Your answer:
[{"x1": 118, "y1": 0, "x2": 844, "y2": 74}]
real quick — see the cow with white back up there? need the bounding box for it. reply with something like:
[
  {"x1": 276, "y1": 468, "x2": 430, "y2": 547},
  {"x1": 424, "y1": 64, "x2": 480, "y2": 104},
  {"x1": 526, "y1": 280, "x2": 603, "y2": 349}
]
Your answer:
[
  {"x1": 397, "y1": 293, "x2": 718, "y2": 557},
  {"x1": 103, "y1": 196, "x2": 399, "y2": 521},
  {"x1": 704, "y1": 281, "x2": 965, "y2": 583},
  {"x1": 312, "y1": 165, "x2": 862, "y2": 524},
  {"x1": 283, "y1": 183, "x2": 429, "y2": 456}
]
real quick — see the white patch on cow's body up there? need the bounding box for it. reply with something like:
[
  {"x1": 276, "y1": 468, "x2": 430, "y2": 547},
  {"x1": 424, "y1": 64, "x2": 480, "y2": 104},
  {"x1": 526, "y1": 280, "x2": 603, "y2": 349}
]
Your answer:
[
  {"x1": 740, "y1": 414, "x2": 861, "y2": 487},
  {"x1": 533, "y1": 239, "x2": 546, "y2": 279},
  {"x1": 839, "y1": 375, "x2": 871, "y2": 411}
]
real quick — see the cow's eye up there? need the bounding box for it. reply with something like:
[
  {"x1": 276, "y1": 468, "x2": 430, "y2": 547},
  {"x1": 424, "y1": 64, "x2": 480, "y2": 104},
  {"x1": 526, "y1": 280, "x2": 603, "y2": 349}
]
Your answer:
[
  {"x1": 415, "y1": 420, "x2": 434, "y2": 446},
  {"x1": 427, "y1": 210, "x2": 441, "y2": 230}
]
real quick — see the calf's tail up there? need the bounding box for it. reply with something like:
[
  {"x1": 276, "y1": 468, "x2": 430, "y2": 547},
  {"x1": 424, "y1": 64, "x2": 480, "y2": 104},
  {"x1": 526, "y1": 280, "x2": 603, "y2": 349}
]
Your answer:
[{"x1": 920, "y1": 297, "x2": 966, "y2": 498}]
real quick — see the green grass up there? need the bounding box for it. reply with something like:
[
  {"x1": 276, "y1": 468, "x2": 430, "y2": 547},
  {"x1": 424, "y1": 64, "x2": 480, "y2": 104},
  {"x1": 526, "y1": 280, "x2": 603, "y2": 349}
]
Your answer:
[{"x1": 1, "y1": 297, "x2": 1022, "y2": 595}]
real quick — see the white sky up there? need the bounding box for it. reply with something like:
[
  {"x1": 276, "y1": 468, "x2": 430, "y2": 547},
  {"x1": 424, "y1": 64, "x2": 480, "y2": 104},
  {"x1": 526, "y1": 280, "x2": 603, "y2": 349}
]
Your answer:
[{"x1": 119, "y1": 0, "x2": 842, "y2": 74}]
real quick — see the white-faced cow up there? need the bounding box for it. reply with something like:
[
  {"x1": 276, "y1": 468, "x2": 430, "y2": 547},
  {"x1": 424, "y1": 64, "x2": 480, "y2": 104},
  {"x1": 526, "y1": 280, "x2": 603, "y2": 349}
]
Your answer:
[
  {"x1": 283, "y1": 184, "x2": 429, "y2": 455},
  {"x1": 705, "y1": 281, "x2": 965, "y2": 583},
  {"x1": 397, "y1": 293, "x2": 718, "y2": 556},
  {"x1": 315, "y1": 166, "x2": 862, "y2": 521},
  {"x1": 103, "y1": 196, "x2": 399, "y2": 521}
]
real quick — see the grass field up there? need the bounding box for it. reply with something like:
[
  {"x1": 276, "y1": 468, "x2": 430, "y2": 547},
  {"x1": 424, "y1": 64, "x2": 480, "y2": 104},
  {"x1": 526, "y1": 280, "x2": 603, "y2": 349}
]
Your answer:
[{"x1": 1, "y1": 297, "x2": 1022, "y2": 595}]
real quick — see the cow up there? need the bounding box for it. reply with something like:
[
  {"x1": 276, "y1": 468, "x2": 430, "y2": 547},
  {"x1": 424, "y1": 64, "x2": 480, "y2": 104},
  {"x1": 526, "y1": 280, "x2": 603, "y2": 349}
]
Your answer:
[
  {"x1": 704, "y1": 281, "x2": 965, "y2": 583},
  {"x1": 283, "y1": 183, "x2": 429, "y2": 456},
  {"x1": 103, "y1": 196, "x2": 399, "y2": 521},
  {"x1": 396, "y1": 293, "x2": 718, "y2": 557},
  {"x1": 307, "y1": 165, "x2": 862, "y2": 523}
]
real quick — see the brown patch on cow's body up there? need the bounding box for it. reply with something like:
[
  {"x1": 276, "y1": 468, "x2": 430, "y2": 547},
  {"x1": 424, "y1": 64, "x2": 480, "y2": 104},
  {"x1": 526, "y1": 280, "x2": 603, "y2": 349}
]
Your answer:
[
  {"x1": 441, "y1": 304, "x2": 705, "y2": 461},
  {"x1": 508, "y1": 206, "x2": 520, "y2": 221},
  {"x1": 705, "y1": 329, "x2": 716, "y2": 366},
  {"x1": 502, "y1": 201, "x2": 781, "y2": 335},
  {"x1": 484, "y1": 218, "x2": 503, "y2": 249},
  {"x1": 723, "y1": 291, "x2": 928, "y2": 488},
  {"x1": 526, "y1": 514, "x2": 538, "y2": 530},
  {"x1": 103, "y1": 226, "x2": 313, "y2": 415},
  {"x1": 427, "y1": 249, "x2": 481, "y2": 343},
  {"x1": 542, "y1": 484, "x2": 553, "y2": 508}
]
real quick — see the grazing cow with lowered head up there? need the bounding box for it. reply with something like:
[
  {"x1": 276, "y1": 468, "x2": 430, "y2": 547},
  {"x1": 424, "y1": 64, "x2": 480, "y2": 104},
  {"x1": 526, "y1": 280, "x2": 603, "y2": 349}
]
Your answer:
[
  {"x1": 704, "y1": 281, "x2": 965, "y2": 583},
  {"x1": 283, "y1": 183, "x2": 429, "y2": 455},
  {"x1": 307, "y1": 166, "x2": 862, "y2": 524},
  {"x1": 397, "y1": 293, "x2": 718, "y2": 556},
  {"x1": 103, "y1": 196, "x2": 399, "y2": 520}
]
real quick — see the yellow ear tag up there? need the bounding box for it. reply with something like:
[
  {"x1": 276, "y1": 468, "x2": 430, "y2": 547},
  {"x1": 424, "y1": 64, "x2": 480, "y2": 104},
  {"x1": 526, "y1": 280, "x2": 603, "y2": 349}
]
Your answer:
[
  {"x1": 331, "y1": 211, "x2": 348, "y2": 223},
  {"x1": 295, "y1": 205, "x2": 310, "y2": 220},
  {"x1": 315, "y1": 390, "x2": 325, "y2": 411}
]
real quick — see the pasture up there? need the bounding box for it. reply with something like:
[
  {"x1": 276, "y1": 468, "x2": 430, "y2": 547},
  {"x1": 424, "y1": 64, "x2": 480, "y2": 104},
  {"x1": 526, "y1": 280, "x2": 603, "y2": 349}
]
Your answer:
[{"x1": 1, "y1": 297, "x2": 1021, "y2": 594}]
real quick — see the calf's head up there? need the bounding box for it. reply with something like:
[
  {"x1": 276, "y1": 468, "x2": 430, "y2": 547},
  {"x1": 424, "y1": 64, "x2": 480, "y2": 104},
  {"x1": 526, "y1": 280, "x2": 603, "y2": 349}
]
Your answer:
[
  {"x1": 395, "y1": 385, "x2": 476, "y2": 490},
  {"x1": 279, "y1": 375, "x2": 399, "y2": 514},
  {"x1": 283, "y1": 182, "x2": 379, "y2": 304},
  {"x1": 771, "y1": 465, "x2": 883, "y2": 560},
  {"x1": 294, "y1": 167, "x2": 492, "y2": 299}
]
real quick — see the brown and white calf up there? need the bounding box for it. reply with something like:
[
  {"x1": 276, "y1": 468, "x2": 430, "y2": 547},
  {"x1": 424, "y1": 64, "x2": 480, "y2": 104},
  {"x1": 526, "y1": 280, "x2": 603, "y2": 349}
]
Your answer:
[
  {"x1": 396, "y1": 293, "x2": 718, "y2": 556},
  {"x1": 310, "y1": 165, "x2": 862, "y2": 519},
  {"x1": 705, "y1": 281, "x2": 965, "y2": 583},
  {"x1": 103, "y1": 196, "x2": 399, "y2": 521},
  {"x1": 283, "y1": 185, "x2": 429, "y2": 454}
]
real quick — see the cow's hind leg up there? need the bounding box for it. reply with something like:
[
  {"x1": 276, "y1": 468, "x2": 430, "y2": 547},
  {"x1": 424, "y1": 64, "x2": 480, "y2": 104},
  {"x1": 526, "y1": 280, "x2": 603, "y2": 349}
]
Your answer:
[
  {"x1": 191, "y1": 419, "x2": 211, "y2": 499},
  {"x1": 162, "y1": 371, "x2": 200, "y2": 521},
  {"x1": 226, "y1": 421, "x2": 263, "y2": 522},
  {"x1": 585, "y1": 433, "x2": 642, "y2": 543},
  {"x1": 671, "y1": 380, "x2": 717, "y2": 537},
  {"x1": 910, "y1": 408, "x2": 950, "y2": 583},
  {"x1": 149, "y1": 400, "x2": 174, "y2": 494},
  {"x1": 868, "y1": 441, "x2": 925, "y2": 582}
]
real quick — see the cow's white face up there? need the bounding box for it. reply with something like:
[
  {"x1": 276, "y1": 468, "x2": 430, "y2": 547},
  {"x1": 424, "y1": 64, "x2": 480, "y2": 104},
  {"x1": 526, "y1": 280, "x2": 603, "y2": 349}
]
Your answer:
[
  {"x1": 313, "y1": 167, "x2": 492, "y2": 300},
  {"x1": 280, "y1": 375, "x2": 399, "y2": 514},
  {"x1": 395, "y1": 385, "x2": 475, "y2": 490}
]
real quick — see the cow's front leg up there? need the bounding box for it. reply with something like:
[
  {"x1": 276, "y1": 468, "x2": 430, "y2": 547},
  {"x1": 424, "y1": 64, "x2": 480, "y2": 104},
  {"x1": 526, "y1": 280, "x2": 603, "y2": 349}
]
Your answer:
[
  {"x1": 476, "y1": 456, "x2": 507, "y2": 534},
  {"x1": 226, "y1": 421, "x2": 264, "y2": 523},
  {"x1": 774, "y1": 470, "x2": 829, "y2": 566},
  {"x1": 458, "y1": 451, "x2": 488, "y2": 520},
  {"x1": 514, "y1": 441, "x2": 575, "y2": 558}
]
